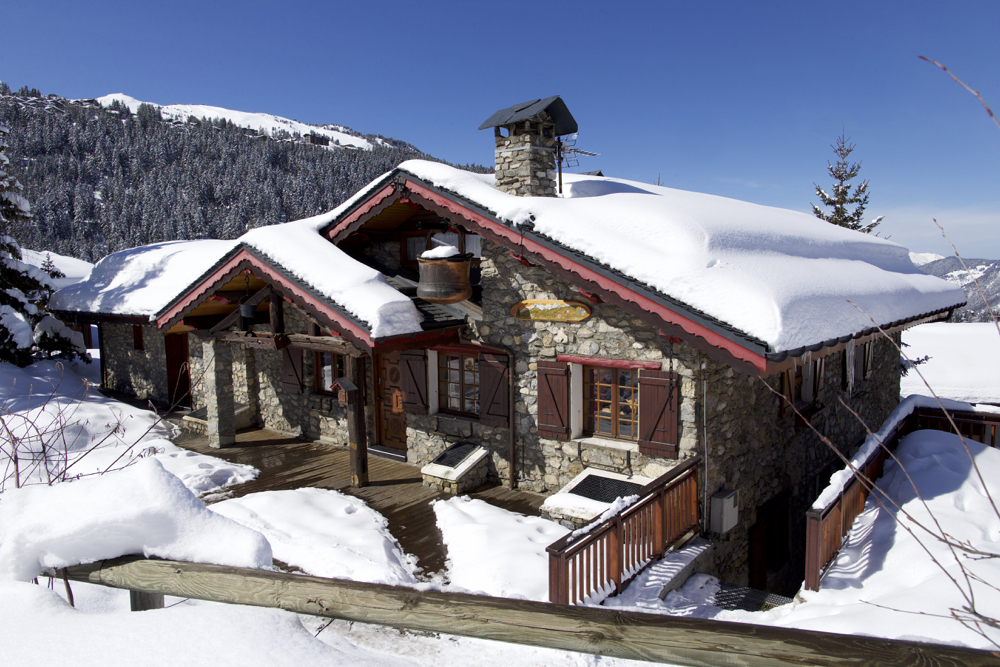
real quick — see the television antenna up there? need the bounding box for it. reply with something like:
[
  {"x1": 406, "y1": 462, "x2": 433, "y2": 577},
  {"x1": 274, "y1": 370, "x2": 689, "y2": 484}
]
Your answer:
[{"x1": 555, "y1": 133, "x2": 599, "y2": 194}]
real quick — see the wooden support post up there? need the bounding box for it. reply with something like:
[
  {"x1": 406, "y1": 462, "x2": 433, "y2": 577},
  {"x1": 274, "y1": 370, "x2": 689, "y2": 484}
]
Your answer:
[
  {"x1": 345, "y1": 356, "x2": 368, "y2": 488},
  {"x1": 129, "y1": 589, "x2": 164, "y2": 611},
  {"x1": 270, "y1": 295, "x2": 284, "y2": 334}
]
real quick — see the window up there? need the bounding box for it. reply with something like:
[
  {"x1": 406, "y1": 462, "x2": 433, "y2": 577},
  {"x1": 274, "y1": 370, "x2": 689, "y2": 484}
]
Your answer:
[
  {"x1": 314, "y1": 351, "x2": 345, "y2": 394},
  {"x1": 583, "y1": 366, "x2": 639, "y2": 441},
  {"x1": 132, "y1": 324, "x2": 144, "y2": 351},
  {"x1": 843, "y1": 340, "x2": 875, "y2": 394},
  {"x1": 781, "y1": 357, "x2": 824, "y2": 417},
  {"x1": 438, "y1": 353, "x2": 479, "y2": 416}
]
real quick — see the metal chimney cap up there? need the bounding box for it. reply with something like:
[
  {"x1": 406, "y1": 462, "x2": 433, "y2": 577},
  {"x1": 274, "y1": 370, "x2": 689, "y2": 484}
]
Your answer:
[{"x1": 478, "y1": 96, "x2": 578, "y2": 136}]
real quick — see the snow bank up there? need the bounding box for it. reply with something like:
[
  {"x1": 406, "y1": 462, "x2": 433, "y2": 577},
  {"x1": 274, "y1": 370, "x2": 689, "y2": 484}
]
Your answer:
[
  {"x1": 0, "y1": 458, "x2": 272, "y2": 580},
  {"x1": 239, "y1": 179, "x2": 423, "y2": 338},
  {"x1": 0, "y1": 360, "x2": 257, "y2": 494},
  {"x1": 398, "y1": 161, "x2": 964, "y2": 352},
  {"x1": 433, "y1": 496, "x2": 567, "y2": 600},
  {"x1": 20, "y1": 249, "x2": 94, "y2": 289},
  {"x1": 812, "y1": 394, "x2": 998, "y2": 510},
  {"x1": 50, "y1": 240, "x2": 238, "y2": 318},
  {"x1": 211, "y1": 488, "x2": 418, "y2": 585},
  {"x1": 901, "y1": 322, "x2": 1000, "y2": 404}
]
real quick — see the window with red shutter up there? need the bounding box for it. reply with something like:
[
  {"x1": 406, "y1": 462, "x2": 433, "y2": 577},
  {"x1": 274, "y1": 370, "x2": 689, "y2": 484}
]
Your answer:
[
  {"x1": 637, "y1": 369, "x2": 679, "y2": 458},
  {"x1": 537, "y1": 361, "x2": 569, "y2": 440},
  {"x1": 478, "y1": 353, "x2": 509, "y2": 426}
]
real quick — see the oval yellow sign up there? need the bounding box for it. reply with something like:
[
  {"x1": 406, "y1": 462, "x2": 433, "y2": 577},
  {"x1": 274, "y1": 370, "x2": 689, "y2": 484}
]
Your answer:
[{"x1": 509, "y1": 299, "x2": 592, "y2": 323}]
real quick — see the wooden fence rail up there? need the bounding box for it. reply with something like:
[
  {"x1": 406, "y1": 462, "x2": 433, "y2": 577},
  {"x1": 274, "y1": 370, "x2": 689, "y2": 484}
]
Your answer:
[
  {"x1": 62, "y1": 556, "x2": 996, "y2": 666},
  {"x1": 547, "y1": 455, "x2": 701, "y2": 605},
  {"x1": 804, "y1": 406, "x2": 1000, "y2": 591}
]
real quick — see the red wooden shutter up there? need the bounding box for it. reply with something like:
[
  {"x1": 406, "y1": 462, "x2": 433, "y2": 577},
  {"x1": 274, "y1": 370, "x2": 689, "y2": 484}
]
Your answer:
[
  {"x1": 478, "y1": 352, "x2": 509, "y2": 426},
  {"x1": 400, "y1": 349, "x2": 428, "y2": 415},
  {"x1": 638, "y1": 369, "x2": 679, "y2": 458},
  {"x1": 537, "y1": 361, "x2": 569, "y2": 440},
  {"x1": 281, "y1": 348, "x2": 303, "y2": 394}
]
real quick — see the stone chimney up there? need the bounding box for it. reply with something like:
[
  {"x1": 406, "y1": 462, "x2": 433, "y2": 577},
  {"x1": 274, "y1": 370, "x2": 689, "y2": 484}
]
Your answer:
[{"x1": 479, "y1": 97, "x2": 578, "y2": 198}]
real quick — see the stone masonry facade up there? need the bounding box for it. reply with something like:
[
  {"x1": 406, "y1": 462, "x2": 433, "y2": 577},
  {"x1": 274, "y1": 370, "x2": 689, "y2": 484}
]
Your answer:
[{"x1": 100, "y1": 323, "x2": 169, "y2": 406}]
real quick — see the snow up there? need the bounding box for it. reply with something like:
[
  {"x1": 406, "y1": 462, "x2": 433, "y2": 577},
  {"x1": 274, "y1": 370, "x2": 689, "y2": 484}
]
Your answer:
[
  {"x1": 0, "y1": 305, "x2": 32, "y2": 348},
  {"x1": 20, "y1": 249, "x2": 94, "y2": 290},
  {"x1": 96, "y1": 93, "x2": 382, "y2": 151},
  {"x1": 397, "y1": 161, "x2": 965, "y2": 353},
  {"x1": 239, "y1": 183, "x2": 423, "y2": 338},
  {"x1": 0, "y1": 458, "x2": 271, "y2": 580},
  {"x1": 433, "y1": 496, "x2": 568, "y2": 600},
  {"x1": 32, "y1": 314, "x2": 86, "y2": 354},
  {"x1": 909, "y1": 251, "x2": 946, "y2": 267},
  {"x1": 901, "y1": 323, "x2": 1000, "y2": 404},
  {"x1": 211, "y1": 489, "x2": 418, "y2": 585},
  {"x1": 0, "y1": 359, "x2": 257, "y2": 494},
  {"x1": 50, "y1": 239, "x2": 238, "y2": 319},
  {"x1": 420, "y1": 244, "x2": 460, "y2": 259}
]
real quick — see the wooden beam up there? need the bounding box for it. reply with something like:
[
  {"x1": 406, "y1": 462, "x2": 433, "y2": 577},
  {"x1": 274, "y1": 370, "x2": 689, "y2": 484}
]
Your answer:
[
  {"x1": 215, "y1": 331, "x2": 290, "y2": 350},
  {"x1": 287, "y1": 333, "x2": 362, "y2": 357},
  {"x1": 63, "y1": 557, "x2": 996, "y2": 667},
  {"x1": 184, "y1": 312, "x2": 269, "y2": 331},
  {"x1": 208, "y1": 286, "x2": 272, "y2": 334},
  {"x1": 270, "y1": 296, "x2": 284, "y2": 334},
  {"x1": 346, "y1": 355, "x2": 368, "y2": 487}
]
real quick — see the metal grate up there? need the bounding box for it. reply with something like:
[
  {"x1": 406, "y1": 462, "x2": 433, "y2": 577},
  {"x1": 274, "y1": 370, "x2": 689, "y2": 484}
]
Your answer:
[
  {"x1": 568, "y1": 474, "x2": 643, "y2": 504},
  {"x1": 713, "y1": 581, "x2": 793, "y2": 612},
  {"x1": 432, "y1": 442, "x2": 478, "y2": 469}
]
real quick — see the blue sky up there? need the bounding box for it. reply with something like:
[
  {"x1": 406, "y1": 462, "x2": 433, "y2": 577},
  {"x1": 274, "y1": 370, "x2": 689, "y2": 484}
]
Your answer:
[{"x1": 4, "y1": 0, "x2": 999, "y2": 257}]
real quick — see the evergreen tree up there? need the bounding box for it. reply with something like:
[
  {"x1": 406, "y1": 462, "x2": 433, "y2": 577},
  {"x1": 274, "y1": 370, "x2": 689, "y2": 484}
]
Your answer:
[
  {"x1": 0, "y1": 122, "x2": 86, "y2": 366},
  {"x1": 812, "y1": 130, "x2": 883, "y2": 233}
]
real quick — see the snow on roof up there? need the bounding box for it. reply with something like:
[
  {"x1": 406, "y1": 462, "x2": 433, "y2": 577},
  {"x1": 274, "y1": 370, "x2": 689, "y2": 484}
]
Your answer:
[
  {"x1": 51, "y1": 175, "x2": 423, "y2": 338},
  {"x1": 398, "y1": 160, "x2": 966, "y2": 353},
  {"x1": 238, "y1": 176, "x2": 423, "y2": 338},
  {"x1": 50, "y1": 240, "x2": 239, "y2": 319}
]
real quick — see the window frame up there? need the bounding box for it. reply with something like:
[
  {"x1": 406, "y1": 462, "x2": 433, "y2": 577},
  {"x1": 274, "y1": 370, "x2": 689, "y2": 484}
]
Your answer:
[
  {"x1": 313, "y1": 350, "x2": 346, "y2": 395},
  {"x1": 582, "y1": 364, "x2": 640, "y2": 442},
  {"x1": 437, "y1": 352, "x2": 481, "y2": 417}
]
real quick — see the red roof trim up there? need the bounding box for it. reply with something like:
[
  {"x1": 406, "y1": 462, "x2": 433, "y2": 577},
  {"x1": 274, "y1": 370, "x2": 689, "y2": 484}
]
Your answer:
[
  {"x1": 323, "y1": 183, "x2": 397, "y2": 240},
  {"x1": 402, "y1": 179, "x2": 768, "y2": 373},
  {"x1": 556, "y1": 354, "x2": 662, "y2": 370},
  {"x1": 155, "y1": 248, "x2": 373, "y2": 349}
]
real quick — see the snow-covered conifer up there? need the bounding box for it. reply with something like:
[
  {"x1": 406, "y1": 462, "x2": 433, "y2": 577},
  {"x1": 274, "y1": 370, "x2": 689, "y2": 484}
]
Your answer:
[{"x1": 812, "y1": 130, "x2": 882, "y2": 234}]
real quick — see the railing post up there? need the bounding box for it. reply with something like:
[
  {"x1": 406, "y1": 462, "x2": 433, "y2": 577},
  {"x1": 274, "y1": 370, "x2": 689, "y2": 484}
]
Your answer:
[
  {"x1": 804, "y1": 509, "x2": 822, "y2": 592},
  {"x1": 653, "y1": 488, "x2": 665, "y2": 554},
  {"x1": 610, "y1": 516, "x2": 622, "y2": 595},
  {"x1": 548, "y1": 552, "x2": 567, "y2": 605}
]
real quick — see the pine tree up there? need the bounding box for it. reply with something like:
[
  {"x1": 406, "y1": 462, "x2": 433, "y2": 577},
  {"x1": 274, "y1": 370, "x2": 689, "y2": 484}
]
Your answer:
[
  {"x1": 812, "y1": 130, "x2": 883, "y2": 233},
  {"x1": 0, "y1": 122, "x2": 86, "y2": 366}
]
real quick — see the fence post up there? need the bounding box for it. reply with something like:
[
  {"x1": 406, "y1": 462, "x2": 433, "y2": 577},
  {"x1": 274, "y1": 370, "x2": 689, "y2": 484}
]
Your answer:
[
  {"x1": 653, "y1": 488, "x2": 665, "y2": 554},
  {"x1": 609, "y1": 516, "x2": 622, "y2": 595},
  {"x1": 804, "y1": 509, "x2": 822, "y2": 592}
]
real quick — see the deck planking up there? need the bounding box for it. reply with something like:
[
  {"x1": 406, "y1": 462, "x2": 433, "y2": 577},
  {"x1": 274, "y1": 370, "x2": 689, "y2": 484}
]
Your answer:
[{"x1": 172, "y1": 427, "x2": 546, "y2": 577}]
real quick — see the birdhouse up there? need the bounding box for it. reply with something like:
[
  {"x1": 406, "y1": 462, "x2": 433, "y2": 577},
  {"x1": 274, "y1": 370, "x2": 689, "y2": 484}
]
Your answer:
[
  {"x1": 416, "y1": 229, "x2": 473, "y2": 304},
  {"x1": 331, "y1": 377, "x2": 358, "y2": 405}
]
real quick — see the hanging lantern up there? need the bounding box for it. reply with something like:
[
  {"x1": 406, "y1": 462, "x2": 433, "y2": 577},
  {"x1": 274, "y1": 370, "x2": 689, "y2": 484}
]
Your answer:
[
  {"x1": 238, "y1": 271, "x2": 256, "y2": 320},
  {"x1": 416, "y1": 229, "x2": 473, "y2": 304}
]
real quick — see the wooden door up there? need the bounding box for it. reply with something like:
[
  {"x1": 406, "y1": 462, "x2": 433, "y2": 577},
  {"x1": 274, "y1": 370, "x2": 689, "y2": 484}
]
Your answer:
[
  {"x1": 376, "y1": 351, "x2": 407, "y2": 453},
  {"x1": 165, "y1": 333, "x2": 190, "y2": 408}
]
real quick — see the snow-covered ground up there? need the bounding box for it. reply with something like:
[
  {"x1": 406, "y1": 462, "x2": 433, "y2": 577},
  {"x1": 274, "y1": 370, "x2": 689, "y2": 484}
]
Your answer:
[
  {"x1": 901, "y1": 322, "x2": 1000, "y2": 404},
  {"x1": 602, "y1": 428, "x2": 1000, "y2": 650},
  {"x1": 96, "y1": 94, "x2": 385, "y2": 150}
]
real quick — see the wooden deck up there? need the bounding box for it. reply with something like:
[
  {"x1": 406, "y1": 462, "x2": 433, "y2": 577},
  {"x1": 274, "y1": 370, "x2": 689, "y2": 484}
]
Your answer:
[{"x1": 172, "y1": 426, "x2": 546, "y2": 577}]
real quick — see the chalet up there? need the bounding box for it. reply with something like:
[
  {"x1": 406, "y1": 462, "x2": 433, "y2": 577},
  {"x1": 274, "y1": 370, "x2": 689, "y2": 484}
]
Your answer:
[{"x1": 51, "y1": 97, "x2": 965, "y2": 593}]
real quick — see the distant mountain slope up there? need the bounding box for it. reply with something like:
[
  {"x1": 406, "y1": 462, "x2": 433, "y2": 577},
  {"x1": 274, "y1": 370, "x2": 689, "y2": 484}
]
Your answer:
[
  {"x1": 95, "y1": 94, "x2": 400, "y2": 151},
  {"x1": 919, "y1": 256, "x2": 1000, "y2": 322},
  {"x1": 0, "y1": 88, "x2": 485, "y2": 262}
]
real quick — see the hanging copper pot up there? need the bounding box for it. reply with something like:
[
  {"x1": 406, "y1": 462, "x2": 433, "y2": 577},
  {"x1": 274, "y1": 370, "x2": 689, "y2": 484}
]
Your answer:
[{"x1": 416, "y1": 229, "x2": 473, "y2": 304}]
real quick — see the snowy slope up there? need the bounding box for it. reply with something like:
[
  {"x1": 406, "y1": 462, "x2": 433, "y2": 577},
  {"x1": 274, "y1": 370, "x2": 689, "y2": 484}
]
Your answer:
[
  {"x1": 919, "y1": 255, "x2": 1000, "y2": 322},
  {"x1": 97, "y1": 93, "x2": 386, "y2": 150},
  {"x1": 901, "y1": 322, "x2": 1000, "y2": 404},
  {"x1": 20, "y1": 249, "x2": 93, "y2": 290}
]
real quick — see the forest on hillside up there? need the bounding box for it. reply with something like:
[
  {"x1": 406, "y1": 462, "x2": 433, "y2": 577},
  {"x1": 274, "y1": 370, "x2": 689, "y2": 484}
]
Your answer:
[{"x1": 0, "y1": 86, "x2": 485, "y2": 262}]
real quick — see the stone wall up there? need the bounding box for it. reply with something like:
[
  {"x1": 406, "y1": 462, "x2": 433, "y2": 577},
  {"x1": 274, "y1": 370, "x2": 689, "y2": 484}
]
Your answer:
[
  {"x1": 493, "y1": 113, "x2": 558, "y2": 197},
  {"x1": 100, "y1": 323, "x2": 169, "y2": 405},
  {"x1": 403, "y1": 238, "x2": 700, "y2": 492}
]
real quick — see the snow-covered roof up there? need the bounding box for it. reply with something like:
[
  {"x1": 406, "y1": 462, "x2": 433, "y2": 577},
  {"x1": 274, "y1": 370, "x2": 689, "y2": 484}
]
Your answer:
[
  {"x1": 50, "y1": 240, "x2": 240, "y2": 318},
  {"x1": 51, "y1": 176, "x2": 423, "y2": 338},
  {"x1": 395, "y1": 161, "x2": 966, "y2": 354}
]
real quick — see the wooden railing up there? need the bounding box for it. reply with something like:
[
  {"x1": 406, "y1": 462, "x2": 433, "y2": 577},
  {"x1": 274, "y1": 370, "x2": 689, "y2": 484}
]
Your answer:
[
  {"x1": 547, "y1": 455, "x2": 701, "y2": 605},
  {"x1": 804, "y1": 406, "x2": 1000, "y2": 591}
]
